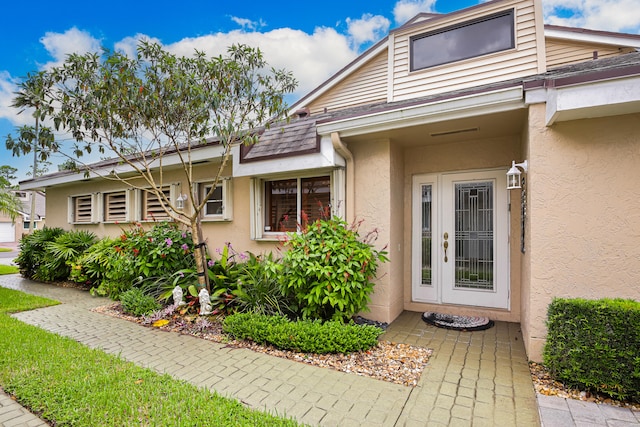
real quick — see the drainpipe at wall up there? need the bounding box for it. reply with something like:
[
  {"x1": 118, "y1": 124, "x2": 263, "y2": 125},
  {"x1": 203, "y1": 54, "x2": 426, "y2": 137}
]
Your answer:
[{"x1": 330, "y1": 132, "x2": 355, "y2": 222}]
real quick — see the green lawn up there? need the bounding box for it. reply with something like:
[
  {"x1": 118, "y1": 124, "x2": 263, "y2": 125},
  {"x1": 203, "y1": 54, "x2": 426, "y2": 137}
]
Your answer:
[
  {"x1": 0, "y1": 287, "x2": 300, "y2": 426},
  {"x1": 0, "y1": 264, "x2": 18, "y2": 275}
]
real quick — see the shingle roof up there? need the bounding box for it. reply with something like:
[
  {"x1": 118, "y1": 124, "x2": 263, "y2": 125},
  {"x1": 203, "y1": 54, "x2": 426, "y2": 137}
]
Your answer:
[
  {"x1": 240, "y1": 118, "x2": 320, "y2": 163},
  {"x1": 524, "y1": 51, "x2": 640, "y2": 88}
]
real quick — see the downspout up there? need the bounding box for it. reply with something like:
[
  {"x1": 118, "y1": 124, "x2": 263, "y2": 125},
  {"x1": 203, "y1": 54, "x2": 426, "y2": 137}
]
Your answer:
[{"x1": 330, "y1": 132, "x2": 355, "y2": 222}]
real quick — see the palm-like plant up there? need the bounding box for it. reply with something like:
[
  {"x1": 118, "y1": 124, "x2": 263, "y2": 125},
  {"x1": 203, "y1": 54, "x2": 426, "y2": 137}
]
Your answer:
[
  {"x1": 41, "y1": 230, "x2": 98, "y2": 282},
  {"x1": 0, "y1": 190, "x2": 22, "y2": 221},
  {"x1": 15, "y1": 227, "x2": 66, "y2": 279}
]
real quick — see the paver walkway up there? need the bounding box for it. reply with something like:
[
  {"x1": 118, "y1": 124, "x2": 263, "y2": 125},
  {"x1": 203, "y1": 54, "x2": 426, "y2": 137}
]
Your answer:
[
  {"x1": 1, "y1": 274, "x2": 637, "y2": 426},
  {"x1": 0, "y1": 275, "x2": 537, "y2": 426}
]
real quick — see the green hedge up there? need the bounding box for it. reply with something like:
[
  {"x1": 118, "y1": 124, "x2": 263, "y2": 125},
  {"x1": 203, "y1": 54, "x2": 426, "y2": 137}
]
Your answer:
[
  {"x1": 222, "y1": 313, "x2": 383, "y2": 354},
  {"x1": 543, "y1": 298, "x2": 640, "y2": 402}
]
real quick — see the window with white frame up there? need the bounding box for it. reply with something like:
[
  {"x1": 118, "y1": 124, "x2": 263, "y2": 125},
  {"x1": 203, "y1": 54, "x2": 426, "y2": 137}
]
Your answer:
[
  {"x1": 199, "y1": 179, "x2": 232, "y2": 221},
  {"x1": 140, "y1": 187, "x2": 171, "y2": 221},
  {"x1": 255, "y1": 175, "x2": 332, "y2": 236},
  {"x1": 410, "y1": 9, "x2": 515, "y2": 71},
  {"x1": 103, "y1": 191, "x2": 127, "y2": 222},
  {"x1": 14, "y1": 191, "x2": 29, "y2": 201},
  {"x1": 69, "y1": 194, "x2": 96, "y2": 224}
]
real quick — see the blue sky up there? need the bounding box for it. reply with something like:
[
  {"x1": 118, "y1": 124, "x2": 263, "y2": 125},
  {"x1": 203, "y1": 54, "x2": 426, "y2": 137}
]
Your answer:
[{"x1": 1, "y1": 0, "x2": 639, "y2": 182}]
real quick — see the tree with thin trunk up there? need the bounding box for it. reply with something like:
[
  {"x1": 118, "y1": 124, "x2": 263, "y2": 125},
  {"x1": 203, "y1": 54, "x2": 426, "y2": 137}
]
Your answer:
[
  {"x1": 5, "y1": 71, "x2": 57, "y2": 233},
  {"x1": 13, "y1": 41, "x2": 297, "y2": 291}
]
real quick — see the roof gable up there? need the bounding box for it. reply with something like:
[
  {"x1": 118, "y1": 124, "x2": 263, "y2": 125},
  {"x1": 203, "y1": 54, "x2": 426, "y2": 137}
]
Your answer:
[
  {"x1": 291, "y1": 0, "x2": 640, "y2": 120},
  {"x1": 293, "y1": 0, "x2": 545, "y2": 115}
]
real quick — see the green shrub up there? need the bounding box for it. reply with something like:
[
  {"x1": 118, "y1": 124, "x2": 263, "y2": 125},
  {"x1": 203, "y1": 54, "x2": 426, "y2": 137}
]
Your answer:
[
  {"x1": 70, "y1": 238, "x2": 122, "y2": 286},
  {"x1": 223, "y1": 313, "x2": 383, "y2": 354},
  {"x1": 15, "y1": 227, "x2": 66, "y2": 280},
  {"x1": 543, "y1": 298, "x2": 640, "y2": 402},
  {"x1": 233, "y1": 252, "x2": 295, "y2": 317},
  {"x1": 200, "y1": 242, "x2": 243, "y2": 315},
  {"x1": 124, "y1": 222, "x2": 195, "y2": 279},
  {"x1": 119, "y1": 288, "x2": 160, "y2": 316},
  {"x1": 41, "y1": 230, "x2": 98, "y2": 282},
  {"x1": 280, "y1": 216, "x2": 388, "y2": 321},
  {"x1": 71, "y1": 223, "x2": 195, "y2": 299}
]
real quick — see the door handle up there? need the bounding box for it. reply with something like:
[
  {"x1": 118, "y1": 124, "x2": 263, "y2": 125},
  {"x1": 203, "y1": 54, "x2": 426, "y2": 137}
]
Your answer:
[{"x1": 443, "y1": 232, "x2": 449, "y2": 262}]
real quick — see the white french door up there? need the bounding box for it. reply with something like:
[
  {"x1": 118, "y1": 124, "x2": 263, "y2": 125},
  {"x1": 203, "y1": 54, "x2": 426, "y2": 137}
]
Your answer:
[{"x1": 412, "y1": 170, "x2": 509, "y2": 309}]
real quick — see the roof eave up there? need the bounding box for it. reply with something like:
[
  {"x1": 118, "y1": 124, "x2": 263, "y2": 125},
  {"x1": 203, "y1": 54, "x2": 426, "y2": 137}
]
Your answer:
[
  {"x1": 20, "y1": 143, "x2": 227, "y2": 191},
  {"x1": 544, "y1": 25, "x2": 640, "y2": 49}
]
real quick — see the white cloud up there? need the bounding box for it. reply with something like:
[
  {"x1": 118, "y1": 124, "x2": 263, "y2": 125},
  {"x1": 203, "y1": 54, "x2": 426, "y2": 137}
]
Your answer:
[
  {"x1": 393, "y1": 0, "x2": 438, "y2": 25},
  {"x1": 162, "y1": 26, "x2": 358, "y2": 97},
  {"x1": 0, "y1": 28, "x2": 102, "y2": 127},
  {"x1": 230, "y1": 16, "x2": 266, "y2": 31},
  {"x1": 346, "y1": 14, "x2": 391, "y2": 46},
  {"x1": 0, "y1": 72, "x2": 26, "y2": 126},
  {"x1": 543, "y1": 0, "x2": 640, "y2": 33},
  {"x1": 0, "y1": 23, "x2": 358, "y2": 126},
  {"x1": 39, "y1": 27, "x2": 102, "y2": 69}
]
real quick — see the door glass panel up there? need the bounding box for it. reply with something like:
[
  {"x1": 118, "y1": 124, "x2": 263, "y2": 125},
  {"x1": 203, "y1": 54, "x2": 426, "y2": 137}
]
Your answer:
[
  {"x1": 421, "y1": 185, "x2": 432, "y2": 285},
  {"x1": 454, "y1": 182, "x2": 493, "y2": 290}
]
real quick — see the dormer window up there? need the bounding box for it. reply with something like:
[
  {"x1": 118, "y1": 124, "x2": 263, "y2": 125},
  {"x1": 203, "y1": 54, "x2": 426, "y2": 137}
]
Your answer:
[{"x1": 410, "y1": 9, "x2": 515, "y2": 71}]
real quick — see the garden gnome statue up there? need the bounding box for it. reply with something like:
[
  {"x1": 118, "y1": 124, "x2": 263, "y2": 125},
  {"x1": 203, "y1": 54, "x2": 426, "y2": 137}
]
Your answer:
[
  {"x1": 172, "y1": 285, "x2": 186, "y2": 306},
  {"x1": 198, "y1": 288, "x2": 212, "y2": 315}
]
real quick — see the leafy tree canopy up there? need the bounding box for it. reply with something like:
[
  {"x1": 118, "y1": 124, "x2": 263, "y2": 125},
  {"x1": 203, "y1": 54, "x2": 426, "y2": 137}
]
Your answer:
[{"x1": 13, "y1": 41, "x2": 297, "y2": 290}]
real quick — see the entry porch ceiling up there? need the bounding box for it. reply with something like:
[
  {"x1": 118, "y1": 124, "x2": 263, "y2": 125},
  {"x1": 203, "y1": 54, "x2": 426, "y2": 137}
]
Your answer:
[{"x1": 340, "y1": 109, "x2": 527, "y2": 147}]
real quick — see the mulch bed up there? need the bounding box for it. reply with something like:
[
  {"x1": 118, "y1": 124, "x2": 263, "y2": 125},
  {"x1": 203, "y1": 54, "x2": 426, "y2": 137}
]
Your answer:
[
  {"x1": 530, "y1": 362, "x2": 640, "y2": 410},
  {"x1": 92, "y1": 303, "x2": 432, "y2": 387}
]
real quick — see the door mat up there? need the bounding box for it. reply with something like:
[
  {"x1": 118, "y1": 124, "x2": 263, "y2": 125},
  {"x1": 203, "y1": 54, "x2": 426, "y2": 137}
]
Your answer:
[{"x1": 422, "y1": 312, "x2": 494, "y2": 331}]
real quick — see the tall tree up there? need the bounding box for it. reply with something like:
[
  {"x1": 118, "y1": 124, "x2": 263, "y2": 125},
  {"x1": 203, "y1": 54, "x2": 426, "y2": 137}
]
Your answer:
[
  {"x1": 16, "y1": 41, "x2": 297, "y2": 291},
  {"x1": 5, "y1": 71, "x2": 57, "y2": 233}
]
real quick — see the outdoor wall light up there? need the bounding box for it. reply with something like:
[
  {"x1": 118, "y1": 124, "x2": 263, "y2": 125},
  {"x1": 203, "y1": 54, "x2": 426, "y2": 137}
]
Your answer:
[
  {"x1": 506, "y1": 160, "x2": 528, "y2": 190},
  {"x1": 175, "y1": 194, "x2": 188, "y2": 210}
]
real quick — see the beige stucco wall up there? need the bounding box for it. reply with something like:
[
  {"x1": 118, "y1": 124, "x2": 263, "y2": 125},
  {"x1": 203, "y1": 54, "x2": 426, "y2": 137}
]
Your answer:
[
  {"x1": 347, "y1": 138, "x2": 403, "y2": 323},
  {"x1": 43, "y1": 164, "x2": 281, "y2": 257},
  {"x1": 524, "y1": 104, "x2": 640, "y2": 361},
  {"x1": 519, "y1": 115, "x2": 533, "y2": 359},
  {"x1": 402, "y1": 135, "x2": 523, "y2": 322}
]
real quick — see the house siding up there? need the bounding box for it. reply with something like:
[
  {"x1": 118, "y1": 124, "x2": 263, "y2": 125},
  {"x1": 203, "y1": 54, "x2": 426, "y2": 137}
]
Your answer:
[
  {"x1": 545, "y1": 38, "x2": 635, "y2": 68},
  {"x1": 307, "y1": 51, "x2": 388, "y2": 115},
  {"x1": 390, "y1": 0, "x2": 542, "y2": 102}
]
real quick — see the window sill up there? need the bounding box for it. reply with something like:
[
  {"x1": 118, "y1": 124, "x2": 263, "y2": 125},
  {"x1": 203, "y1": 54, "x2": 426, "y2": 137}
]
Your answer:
[
  {"x1": 253, "y1": 234, "x2": 287, "y2": 242},
  {"x1": 201, "y1": 217, "x2": 232, "y2": 223}
]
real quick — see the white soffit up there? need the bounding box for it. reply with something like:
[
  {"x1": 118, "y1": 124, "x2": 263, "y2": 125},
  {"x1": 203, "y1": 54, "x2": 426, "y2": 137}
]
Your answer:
[
  {"x1": 545, "y1": 28, "x2": 640, "y2": 49},
  {"x1": 545, "y1": 75, "x2": 640, "y2": 125},
  {"x1": 317, "y1": 86, "x2": 525, "y2": 137}
]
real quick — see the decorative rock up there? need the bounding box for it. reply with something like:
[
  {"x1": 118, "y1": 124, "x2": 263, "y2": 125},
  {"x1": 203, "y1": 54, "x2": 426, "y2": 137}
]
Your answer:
[
  {"x1": 198, "y1": 288, "x2": 212, "y2": 315},
  {"x1": 172, "y1": 285, "x2": 186, "y2": 306}
]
